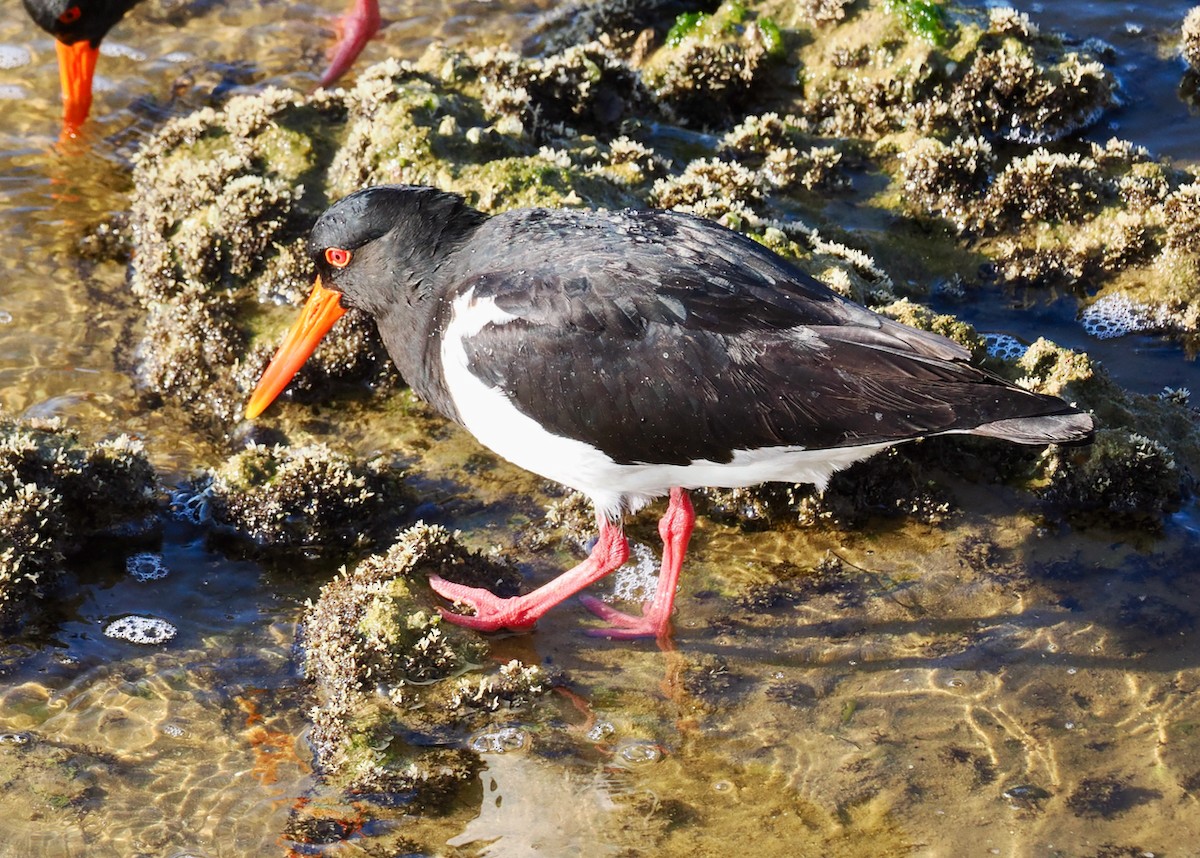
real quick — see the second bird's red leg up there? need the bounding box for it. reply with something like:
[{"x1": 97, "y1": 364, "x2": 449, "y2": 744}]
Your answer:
[{"x1": 319, "y1": 0, "x2": 382, "y2": 87}]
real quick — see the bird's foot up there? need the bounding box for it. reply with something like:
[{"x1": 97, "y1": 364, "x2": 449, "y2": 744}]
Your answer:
[
  {"x1": 428, "y1": 574, "x2": 538, "y2": 633},
  {"x1": 578, "y1": 594, "x2": 671, "y2": 640}
]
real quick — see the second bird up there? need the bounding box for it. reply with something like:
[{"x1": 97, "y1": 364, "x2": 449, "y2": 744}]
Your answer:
[{"x1": 23, "y1": 0, "x2": 381, "y2": 132}]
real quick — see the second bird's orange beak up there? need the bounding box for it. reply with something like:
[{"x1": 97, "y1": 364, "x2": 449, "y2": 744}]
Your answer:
[
  {"x1": 245, "y1": 277, "x2": 347, "y2": 419},
  {"x1": 56, "y1": 39, "x2": 100, "y2": 133}
]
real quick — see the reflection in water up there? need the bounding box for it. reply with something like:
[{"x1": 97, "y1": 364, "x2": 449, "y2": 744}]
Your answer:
[
  {"x1": 0, "y1": 0, "x2": 1198, "y2": 856},
  {"x1": 449, "y1": 753, "x2": 627, "y2": 856}
]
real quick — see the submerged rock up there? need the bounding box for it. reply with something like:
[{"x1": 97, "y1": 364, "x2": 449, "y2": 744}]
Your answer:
[
  {"x1": 1042, "y1": 430, "x2": 1184, "y2": 524},
  {"x1": 0, "y1": 415, "x2": 158, "y2": 630},
  {"x1": 300, "y1": 524, "x2": 554, "y2": 802}
]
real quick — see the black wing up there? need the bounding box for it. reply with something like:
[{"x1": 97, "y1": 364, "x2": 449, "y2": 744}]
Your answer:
[{"x1": 452, "y1": 208, "x2": 1076, "y2": 465}]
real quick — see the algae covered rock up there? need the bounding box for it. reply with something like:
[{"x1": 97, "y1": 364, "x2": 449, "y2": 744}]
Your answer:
[
  {"x1": 792, "y1": 0, "x2": 1114, "y2": 142},
  {"x1": 301, "y1": 524, "x2": 549, "y2": 799},
  {"x1": 0, "y1": 415, "x2": 158, "y2": 628},
  {"x1": 198, "y1": 442, "x2": 412, "y2": 553},
  {"x1": 1041, "y1": 430, "x2": 1184, "y2": 524},
  {"x1": 129, "y1": 87, "x2": 394, "y2": 425},
  {"x1": 642, "y1": 1, "x2": 786, "y2": 126},
  {"x1": 1183, "y1": 7, "x2": 1200, "y2": 72}
]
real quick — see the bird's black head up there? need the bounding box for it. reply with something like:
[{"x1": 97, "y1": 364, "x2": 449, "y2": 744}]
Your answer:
[
  {"x1": 308, "y1": 185, "x2": 488, "y2": 316},
  {"x1": 22, "y1": 0, "x2": 135, "y2": 45}
]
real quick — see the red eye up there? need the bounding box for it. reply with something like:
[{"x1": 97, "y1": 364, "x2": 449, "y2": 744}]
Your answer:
[
  {"x1": 325, "y1": 247, "x2": 351, "y2": 268},
  {"x1": 57, "y1": 6, "x2": 82, "y2": 24}
]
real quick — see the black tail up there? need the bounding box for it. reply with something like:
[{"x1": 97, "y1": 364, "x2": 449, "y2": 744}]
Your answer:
[{"x1": 969, "y1": 410, "x2": 1094, "y2": 446}]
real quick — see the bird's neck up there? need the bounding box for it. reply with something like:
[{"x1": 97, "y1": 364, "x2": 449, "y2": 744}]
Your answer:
[{"x1": 375, "y1": 289, "x2": 462, "y2": 424}]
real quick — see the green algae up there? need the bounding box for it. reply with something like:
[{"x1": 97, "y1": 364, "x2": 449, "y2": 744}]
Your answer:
[{"x1": 886, "y1": 0, "x2": 954, "y2": 47}]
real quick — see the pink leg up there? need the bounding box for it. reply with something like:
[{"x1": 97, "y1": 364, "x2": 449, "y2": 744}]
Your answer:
[
  {"x1": 430, "y1": 517, "x2": 629, "y2": 633},
  {"x1": 579, "y1": 487, "x2": 694, "y2": 640},
  {"x1": 318, "y1": 0, "x2": 382, "y2": 87}
]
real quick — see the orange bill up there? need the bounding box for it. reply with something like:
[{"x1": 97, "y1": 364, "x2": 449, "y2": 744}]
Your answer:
[
  {"x1": 56, "y1": 39, "x2": 100, "y2": 133},
  {"x1": 245, "y1": 277, "x2": 347, "y2": 419}
]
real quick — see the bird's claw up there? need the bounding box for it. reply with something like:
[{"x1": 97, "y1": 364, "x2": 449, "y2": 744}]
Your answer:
[
  {"x1": 428, "y1": 574, "x2": 537, "y2": 633},
  {"x1": 578, "y1": 594, "x2": 670, "y2": 640}
]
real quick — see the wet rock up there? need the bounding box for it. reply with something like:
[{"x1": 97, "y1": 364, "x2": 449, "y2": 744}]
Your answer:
[
  {"x1": 527, "y1": 0, "x2": 722, "y2": 56},
  {"x1": 0, "y1": 415, "x2": 159, "y2": 629},
  {"x1": 982, "y1": 149, "x2": 1111, "y2": 233},
  {"x1": 796, "y1": 3, "x2": 1114, "y2": 142},
  {"x1": 469, "y1": 42, "x2": 651, "y2": 142},
  {"x1": 523, "y1": 490, "x2": 596, "y2": 551},
  {"x1": 877, "y1": 298, "x2": 985, "y2": 355},
  {"x1": 949, "y1": 39, "x2": 1112, "y2": 144},
  {"x1": 1041, "y1": 429, "x2": 1184, "y2": 525},
  {"x1": 1183, "y1": 7, "x2": 1200, "y2": 72},
  {"x1": 899, "y1": 136, "x2": 994, "y2": 234},
  {"x1": 641, "y1": 2, "x2": 786, "y2": 127},
  {"x1": 301, "y1": 524, "x2": 548, "y2": 798},
  {"x1": 650, "y1": 155, "x2": 765, "y2": 224},
  {"x1": 697, "y1": 484, "x2": 791, "y2": 528},
  {"x1": 201, "y1": 441, "x2": 412, "y2": 554},
  {"x1": 794, "y1": 445, "x2": 954, "y2": 530},
  {"x1": 128, "y1": 87, "x2": 385, "y2": 426},
  {"x1": 798, "y1": 0, "x2": 855, "y2": 27}
]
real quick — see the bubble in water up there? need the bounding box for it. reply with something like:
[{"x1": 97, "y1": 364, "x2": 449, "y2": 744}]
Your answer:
[
  {"x1": 1080, "y1": 293, "x2": 1162, "y2": 339},
  {"x1": 606, "y1": 542, "x2": 659, "y2": 604},
  {"x1": 615, "y1": 740, "x2": 662, "y2": 765},
  {"x1": 470, "y1": 726, "x2": 528, "y2": 754},
  {"x1": 161, "y1": 723, "x2": 186, "y2": 738},
  {"x1": 0, "y1": 731, "x2": 33, "y2": 746},
  {"x1": 0, "y1": 45, "x2": 30, "y2": 70},
  {"x1": 100, "y1": 42, "x2": 147, "y2": 62},
  {"x1": 170, "y1": 481, "x2": 214, "y2": 524},
  {"x1": 711, "y1": 779, "x2": 734, "y2": 792},
  {"x1": 586, "y1": 721, "x2": 615, "y2": 742},
  {"x1": 104, "y1": 615, "x2": 177, "y2": 645},
  {"x1": 982, "y1": 332, "x2": 1026, "y2": 362},
  {"x1": 126, "y1": 552, "x2": 169, "y2": 581},
  {"x1": 0, "y1": 310, "x2": 12, "y2": 324}
]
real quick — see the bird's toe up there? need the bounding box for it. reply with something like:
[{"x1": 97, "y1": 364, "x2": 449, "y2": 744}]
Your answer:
[{"x1": 428, "y1": 574, "x2": 537, "y2": 633}]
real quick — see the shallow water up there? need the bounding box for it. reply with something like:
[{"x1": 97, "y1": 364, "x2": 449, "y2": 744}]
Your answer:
[{"x1": 1, "y1": 1, "x2": 1199, "y2": 856}]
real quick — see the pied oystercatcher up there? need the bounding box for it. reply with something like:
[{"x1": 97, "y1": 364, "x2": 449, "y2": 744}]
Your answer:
[
  {"x1": 22, "y1": 0, "x2": 381, "y2": 132},
  {"x1": 245, "y1": 184, "x2": 1094, "y2": 639}
]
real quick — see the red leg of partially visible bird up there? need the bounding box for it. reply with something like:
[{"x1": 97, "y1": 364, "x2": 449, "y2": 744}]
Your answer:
[
  {"x1": 430, "y1": 516, "x2": 630, "y2": 632},
  {"x1": 319, "y1": 0, "x2": 381, "y2": 87},
  {"x1": 580, "y1": 487, "x2": 694, "y2": 640}
]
